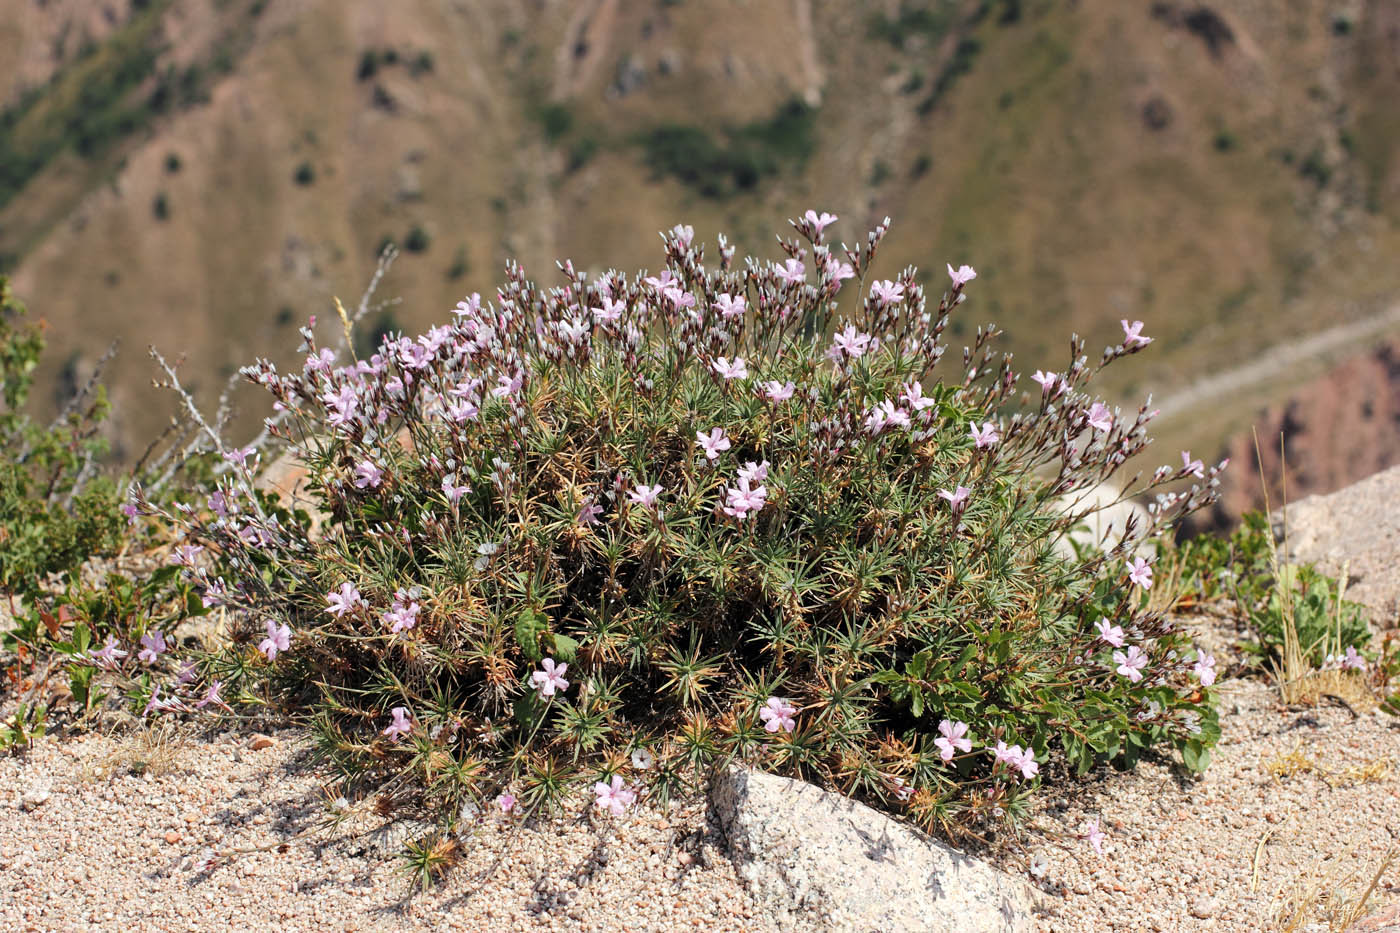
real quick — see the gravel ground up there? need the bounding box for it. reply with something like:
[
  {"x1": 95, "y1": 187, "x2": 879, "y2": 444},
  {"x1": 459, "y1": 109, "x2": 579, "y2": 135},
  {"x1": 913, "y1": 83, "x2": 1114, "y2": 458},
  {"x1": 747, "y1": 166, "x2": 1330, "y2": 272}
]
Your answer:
[
  {"x1": 0, "y1": 729, "x2": 777, "y2": 933},
  {"x1": 1023, "y1": 676, "x2": 1400, "y2": 932}
]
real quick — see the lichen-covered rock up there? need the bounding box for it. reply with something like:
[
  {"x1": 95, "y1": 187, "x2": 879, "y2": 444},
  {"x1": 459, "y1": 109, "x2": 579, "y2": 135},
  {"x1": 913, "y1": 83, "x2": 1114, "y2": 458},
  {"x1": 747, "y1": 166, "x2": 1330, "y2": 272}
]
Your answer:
[{"x1": 712, "y1": 768, "x2": 1038, "y2": 933}]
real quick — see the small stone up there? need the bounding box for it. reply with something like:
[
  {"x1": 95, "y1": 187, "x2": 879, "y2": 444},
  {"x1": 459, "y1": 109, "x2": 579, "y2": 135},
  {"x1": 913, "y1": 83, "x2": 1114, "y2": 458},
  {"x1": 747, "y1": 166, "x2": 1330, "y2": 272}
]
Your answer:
[
  {"x1": 1191, "y1": 898, "x2": 1217, "y2": 919},
  {"x1": 248, "y1": 735, "x2": 276, "y2": 751},
  {"x1": 164, "y1": 831, "x2": 181, "y2": 845},
  {"x1": 677, "y1": 851, "x2": 693, "y2": 866},
  {"x1": 20, "y1": 782, "x2": 52, "y2": 811}
]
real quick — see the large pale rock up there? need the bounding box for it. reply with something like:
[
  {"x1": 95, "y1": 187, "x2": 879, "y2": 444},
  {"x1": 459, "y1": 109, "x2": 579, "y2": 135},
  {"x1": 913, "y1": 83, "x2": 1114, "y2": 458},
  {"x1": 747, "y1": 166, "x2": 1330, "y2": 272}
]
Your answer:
[
  {"x1": 1276, "y1": 463, "x2": 1400, "y2": 625},
  {"x1": 1053, "y1": 482, "x2": 1151, "y2": 560},
  {"x1": 712, "y1": 768, "x2": 1038, "y2": 933}
]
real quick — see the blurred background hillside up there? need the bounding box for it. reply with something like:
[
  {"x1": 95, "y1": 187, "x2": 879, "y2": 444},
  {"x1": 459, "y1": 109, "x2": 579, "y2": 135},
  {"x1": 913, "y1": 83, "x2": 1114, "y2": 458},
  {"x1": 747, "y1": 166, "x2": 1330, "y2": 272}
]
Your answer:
[{"x1": 2, "y1": 0, "x2": 1398, "y2": 527}]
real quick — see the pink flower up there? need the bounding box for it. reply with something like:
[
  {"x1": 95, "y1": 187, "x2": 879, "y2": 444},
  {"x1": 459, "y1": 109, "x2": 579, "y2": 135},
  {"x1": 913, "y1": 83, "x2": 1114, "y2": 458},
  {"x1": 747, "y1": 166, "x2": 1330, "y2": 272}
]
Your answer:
[
  {"x1": 493, "y1": 371, "x2": 523, "y2": 399},
  {"x1": 1084, "y1": 819, "x2": 1106, "y2": 856},
  {"x1": 866, "y1": 400, "x2": 909, "y2": 434},
  {"x1": 762, "y1": 380, "x2": 795, "y2": 402},
  {"x1": 1128, "y1": 557, "x2": 1154, "y2": 590},
  {"x1": 593, "y1": 296, "x2": 625, "y2": 323},
  {"x1": 938, "y1": 486, "x2": 971, "y2": 511},
  {"x1": 325, "y1": 583, "x2": 363, "y2": 618},
  {"x1": 177, "y1": 660, "x2": 199, "y2": 685},
  {"x1": 738, "y1": 460, "x2": 769, "y2": 484},
  {"x1": 890, "y1": 777, "x2": 914, "y2": 801},
  {"x1": 1094, "y1": 619, "x2": 1126, "y2": 647},
  {"x1": 1087, "y1": 403, "x2": 1114, "y2": 433},
  {"x1": 451, "y1": 293, "x2": 482, "y2": 316},
  {"x1": 631, "y1": 748, "x2": 656, "y2": 770},
  {"x1": 1113, "y1": 645, "x2": 1148, "y2": 682},
  {"x1": 382, "y1": 601, "x2": 420, "y2": 634},
  {"x1": 869, "y1": 279, "x2": 905, "y2": 306},
  {"x1": 947, "y1": 263, "x2": 977, "y2": 288},
  {"x1": 195, "y1": 680, "x2": 230, "y2": 711},
  {"x1": 1341, "y1": 646, "x2": 1367, "y2": 671},
  {"x1": 577, "y1": 500, "x2": 604, "y2": 525},
  {"x1": 803, "y1": 209, "x2": 838, "y2": 233},
  {"x1": 697, "y1": 428, "x2": 732, "y2": 461},
  {"x1": 1181, "y1": 450, "x2": 1205, "y2": 478},
  {"x1": 722, "y1": 477, "x2": 768, "y2": 519},
  {"x1": 442, "y1": 474, "x2": 471, "y2": 504},
  {"x1": 496, "y1": 793, "x2": 517, "y2": 814},
  {"x1": 759, "y1": 696, "x2": 797, "y2": 733},
  {"x1": 670, "y1": 223, "x2": 694, "y2": 247},
  {"x1": 993, "y1": 741, "x2": 1020, "y2": 767},
  {"x1": 934, "y1": 720, "x2": 972, "y2": 761},
  {"x1": 663, "y1": 286, "x2": 696, "y2": 310},
  {"x1": 593, "y1": 775, "x2": 636, "y2": 817},
  {"x1": 1121, "y1": 319, "x2": 1152, "y2": 347},
  {"x1": 382, "y1": 707, "x2": 413, "y2": 742},
  {"x1": 89, "y1": 637, "x2": 128, "y2": 669},
  {"x1": 992, "y1": 742, "x2": 1038, "y2": 779},
  {"x1": 1013, "y1": 748, "x2": 1040, "y2": 780},
  {"x1": 354, "y1": 460, "x2": 384, "y2": 489},
  {"x1": 1193, "y1": 651, "x2": 1217, "y2": 686},
  {"x1": 171, "y1": 544, "x2": 203, "y2": 568},
  {"x1": 714, "y1": 293, "x2": 746, "y2": 318},
  {"x1": 969, "y1": 421, "x2": 999, "y2": 449},
  {"x1": 712, "y1": 357, "x2": 749, "y2": 380},
  {"x1": 531, "y1": 658, "x2": 570, "y2": 698},
  {"x1": 822, "y1": 256, "x2": 855, "y2": 286},
  {"x1": 138, "y1": 630, "x2": 167, "y2": 664},
  {"x1": 628, "y1": 484, "x2": 665, "y2": 509},
  {"x1": 828, "y1": 325, "x2": 872, "y2": 361},
  {"x1": 901, "y1": 381, "x2": 937, "y2": 411},
  {"x1": 222, "y1": 446, "x2": 254, "y2": 468},
  {"x1": 774, "y1": 258, "x2": 806, "y2": 286},
  {"x1": 121, "y1": 502, "x2": 140, "y2": 526},
  {"x1": 1031, "y1": 370, "x2": 1059, "y2": 395},
  {"x1": 258, "y1": 620, "x2": 291, "y2": 661}
]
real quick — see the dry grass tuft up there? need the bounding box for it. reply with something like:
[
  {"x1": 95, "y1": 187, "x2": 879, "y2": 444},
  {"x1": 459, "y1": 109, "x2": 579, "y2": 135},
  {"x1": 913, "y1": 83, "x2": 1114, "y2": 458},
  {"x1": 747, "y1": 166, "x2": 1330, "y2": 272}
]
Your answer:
[
  {"x1": 80, "y1": 720, "x2": 186, "y2": 781},
  {"x1": 1273, "y1": 845, "x2": 1396, "y2": 933},
  {"x1": 1263, "y1": 740, "x2": 1391, "y2": 789}
]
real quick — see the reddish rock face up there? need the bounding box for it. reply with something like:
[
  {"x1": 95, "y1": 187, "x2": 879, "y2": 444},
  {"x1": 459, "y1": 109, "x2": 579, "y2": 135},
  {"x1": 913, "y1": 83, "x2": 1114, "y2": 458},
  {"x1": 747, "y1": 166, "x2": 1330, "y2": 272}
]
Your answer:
[{"x1": 1196, "y1": 340, "x2": 1400, "y2": 532}]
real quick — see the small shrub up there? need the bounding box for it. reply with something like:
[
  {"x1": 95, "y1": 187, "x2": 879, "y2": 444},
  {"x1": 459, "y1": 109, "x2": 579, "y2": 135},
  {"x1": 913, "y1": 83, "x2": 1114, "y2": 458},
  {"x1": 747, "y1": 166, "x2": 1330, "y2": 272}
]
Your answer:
[
  {"x1": 152, "y1": 192, "x2": 170, "y2": 221},
  {"x1": 160, "y1": 214, "x2": 1224, "y2": 847},
  {"x1": 410, "y1": 52, "x2": 435, "y2": 77},
  {"x1": 1213, "y1": 130, "x2": 1237, "y2": 153},
  {"x1": 164, "y1": 152, "x2": 182, "y2": 174},
  {"x1": 536, "y1": 103, "x2": 574, "y2": 142},
  {"x1": 446, "y1": 246, "x2": 470, "y2": 281},
  {"x1": 293, "y1": 161, "x2": 315, "y2": 186},
  {"x1": 356, "y1": 50, "x2": 379, "y2": 82},
  {"x1": 641, "y1": 99, "x2": 817, "y2": 198}
]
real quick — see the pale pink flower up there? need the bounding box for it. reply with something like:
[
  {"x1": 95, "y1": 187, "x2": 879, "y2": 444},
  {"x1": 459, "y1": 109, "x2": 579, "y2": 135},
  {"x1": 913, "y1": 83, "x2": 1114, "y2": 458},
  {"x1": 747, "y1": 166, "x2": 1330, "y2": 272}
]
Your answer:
[
  {"x1": 714, "y1": 293, "x2": 747, "y2": 318},
  {"x1": 628, "y1": 484, "x2": 665, "y2": 509},
  {"x1": 1094, "y1": 619, "x2": 1126, "y2": 647},
  {"x1": 938, "y1": 486, "x2": 971, "y2": 511},
  {"x1": 593, "y1": 776, "x2": 636, "y2": 817},
  {"x1": 442, "y1": 474, "x2": 471, "y2": 504},
  {"x1": 138, "y1": 630, "x2": 167, "y2": 664},
  {"x1": 383, "y1": 601, "x2": 420, "y2": 634},
  {"x1": 1193, "y1": 651, "x2": 1217, "y2": 686},
  {"x1": 762, "y1": 380, "x2": 795, "y2": 402},
  {"x1": 1121, "y1": 319, "x2": 1152, "y2": 347},
  {"x1": 663, "y1": 286, "x2": 696, "y2": 310},
  {"x1": 325, "y1": 583, "x2": 363, "y2": 618},
  {"x1": 353, "y1": 460, "x2": 384, "y2": 489},
  {"x1": 697, "y1": 428, "x2": 732, "y2": 461},
  {"x1": 992, "y1": 741, "x2": 1021, "y2": 767},
  {"x1": 722, "y1": 477, "x2": 768, "y2": 519},
  {"x1": 121, "y1": 502, "x2": 140, "y2": 526},
  {"x1": 712, "y1": 357, "x2": 749, "y2": 380},
  {"x1": 935, "y1": 720, "x2": 972, "y2": 761},
  {"x1": 195, "y1": 679, "x2": 230, "y2": 711},
  {"x1": 670, "y1": 223, "x2": 694, "y2": 247},
  {"x1": 737, "y1": 460, "x2": 769, "y2": 484},
  {"x1": 901, "y1": 381, "x2": 937, "y2": 411},
  {"x1": 823, "y1": 257, "x2": 855, "y2": 286},
  {"x1": 1084, "y1": 819, "x2": 1106, "y2": 855},
  {"x1": 631, "y1": 748, "x2": 655, "y2": 770},
  {"x1": 593, "y1": 296, "x2": 625, "y2": 323},
  {"x1": 1087, "y1": 403, "x2": 1114, "y2": 433},
  {"x1": 222, "y1": 446, "x2": 254, "y2": 468},
  {"x1": 828, "y1": 325, "x2": 872, "y2": 361},
  {"x1": 969, "y1": 421, "x2": 999, "y2": 449},
  {"x1": 1128, "y1": 557, "x2": 1154, "y2": 590},
  {"x1": 496, "y1": 793, "x2": 517, "y2": 814},
  {"x1": 774, "y1": 258, "x2": 806, "y2": 286},
  {"x1": 866, "y1": 400, "x2": 909, "y2": 434},
  {"x1": 382, "y1": 707, "x2": 413, "y2": 742},
  {"x1": 890, "y1": 777, "x2": 914, "y2": 801},
  {"x1": 1341, "y1": 646, "x2": 1366, "y2": 671},
  {"x1": 947, "y1": 263, "x2": 977, "y2": 288},
  {"x1": 577, "y1": 500, "x2": 604, "y2": 525},
  {"x1": 759, "y1": 696, "x2": 797, "y2": 733},
  {"x1": 531, "y1": 658, "x2": 570, "y2": 698},
  {"x1": 1031, "y1": 370, "x2": 1059, "y2": 395},
  {"x1": 171, "y1": 544, "x2": 203, "y2": 567},
  {"x1": 177, "y1": 660, "x2": 199, "y2": 685},
  {"x1": 803, "y1": 209, "x2": 838, "y2": 233},
  {"x1": 1181, "y1": 450, "x2": 1205, "y2": 477},
  {"x1": 1113, "y1": 645, "x2": 1148, "y2": 682},
  {"x1": 258, "y1": 620, "x2": 291, "y2": 661},
  {"x1": 89, "y1": 637, "x2": 128, "y2": 669},
  {"x1": 451, "y1": 293, "x2": 482, "y2": 316},
  {"x1": 1013, "y1": 748, "x2": 1040, "y2": 780},
  {"x1": 869, "y1": 279, "x2": 905, "y2": 306}
]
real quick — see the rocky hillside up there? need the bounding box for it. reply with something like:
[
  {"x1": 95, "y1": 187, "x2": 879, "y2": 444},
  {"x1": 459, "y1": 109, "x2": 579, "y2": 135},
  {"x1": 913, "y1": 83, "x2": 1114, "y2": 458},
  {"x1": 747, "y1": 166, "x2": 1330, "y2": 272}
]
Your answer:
[{"x1": 2, "y1": 0, "x2": 1399, "y2": 460}]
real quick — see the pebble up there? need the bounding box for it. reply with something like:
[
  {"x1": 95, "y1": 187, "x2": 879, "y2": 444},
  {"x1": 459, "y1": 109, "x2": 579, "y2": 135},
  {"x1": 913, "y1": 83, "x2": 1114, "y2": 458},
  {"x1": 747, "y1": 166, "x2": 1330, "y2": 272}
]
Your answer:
[
  {"x1": 20, "y1": 782, "x2": 52, "y2": 811},
  {"x1": 1191, "y1": 897, "x2": 1217, "y2": 919},
  {"x1": 248, "y1": 735, "x2": 276, "y2": 751}
]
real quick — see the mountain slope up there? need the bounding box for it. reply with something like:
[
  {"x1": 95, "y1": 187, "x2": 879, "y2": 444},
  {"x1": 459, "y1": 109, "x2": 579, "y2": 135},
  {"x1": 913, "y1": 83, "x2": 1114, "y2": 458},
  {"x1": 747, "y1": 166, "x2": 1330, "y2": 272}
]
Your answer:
[{"x1": 2, "y1": 0, "x2": 1398, "y2": 468}]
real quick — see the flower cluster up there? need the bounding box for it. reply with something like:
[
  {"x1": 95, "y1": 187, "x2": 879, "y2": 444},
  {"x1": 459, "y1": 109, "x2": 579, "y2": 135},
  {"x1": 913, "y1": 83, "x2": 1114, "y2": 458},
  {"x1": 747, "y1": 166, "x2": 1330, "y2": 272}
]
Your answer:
[{"x1": 155, "y1": 212, "x2": 1225, "y2": 841}]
